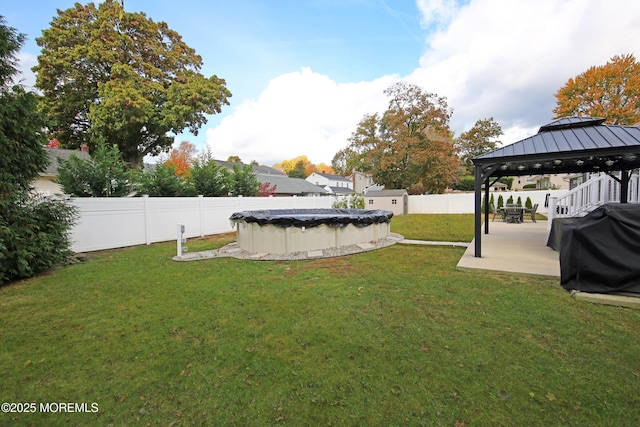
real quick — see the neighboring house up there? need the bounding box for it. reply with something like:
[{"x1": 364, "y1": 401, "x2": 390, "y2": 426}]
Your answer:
[
  {"x1": 481, "y1": 181, "x2": 508, "y2": 192},
  {"x1": 348, "y1": 170, "x2": 374, "y2": 193},
  {"x1": 306, "y1": 172, "x2": 353, "y2": 190},
  {"x1": 255, "y1": 173, "x2": 327, "y2": 197},
  {"x1": 215, "y1": 160, "x2": 327, "y2": 197},
  {"x1": 323, "y1": 185, "x2": 353, "y2": 195},
  {"x1": 364, "y1": 189, "x2": 408, "y2": 216},
  {"x1": 511, "y1": 174, "x2": 571, "y2": 190},
  {"x1": 35, "y1": 146, "x2": 91, "y2": 196}
]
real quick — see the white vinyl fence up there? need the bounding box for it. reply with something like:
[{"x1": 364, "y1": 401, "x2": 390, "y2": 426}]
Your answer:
[
  {"x1": 69, "y1": 189, "x2": 567, "y2": 252},
  {"x1": 70, "y1": 195, "x2": 332, "y2": 252},
  {"x1": 408, "y1": 189, "x2": 566, "y2": 214}
]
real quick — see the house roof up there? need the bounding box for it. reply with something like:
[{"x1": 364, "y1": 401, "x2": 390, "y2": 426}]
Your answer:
[
  {"x1": 325, "y1": 186, "x2": 353, "y2": 194},
  {"x1": 365, "y1": 189, "x2": 407, "y2": 197},
  {"x1": 43, "y1": 148, "x2": 91, "y2": 176},
  {"x1": 312, "y1": 172, "x2": 351, "y2": 182},
  {"x1": 472, "y1": 116, "x2": 640, "y2": 177},
  {"x1": 256, "y1": 173, "x2": 327, "y2": 195}
]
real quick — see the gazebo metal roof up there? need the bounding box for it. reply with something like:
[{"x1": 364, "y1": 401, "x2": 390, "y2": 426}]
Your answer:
[
  {"x1": 473, "y1": 117, "x2": 640, "y2": 176},
  {"x1": 471, "y1": 116, "x2": 640, "y2": 257}
]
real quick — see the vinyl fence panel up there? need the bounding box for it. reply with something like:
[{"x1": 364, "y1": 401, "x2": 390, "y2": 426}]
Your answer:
[{"x1": 70, "y1": 196, "x2": 334, "y2": 253}]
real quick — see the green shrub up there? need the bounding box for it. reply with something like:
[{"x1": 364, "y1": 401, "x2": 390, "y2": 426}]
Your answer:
[
  {"x1": 139, "y1": 162, "x2": 195, "y2": 196},
  {"x1": 0, "y1": 21, "x2": 78, "y2": 285},
  {"x1": 525, "y1": 197, "x2": 533, "y2": 209},
  {"x1": 333, "y1": 194, "x2": 365, "y2": 209},
  {"x1": 57, "y1": 143, "x2": 135, "y2": 197},
  {"x1": 497, "y1": 194, "x2": 504, "y2": 209},
  {"x1": 0, "y1": 194, "x2": 77, "y2": 284},
  {"x1": 455, "y1": 175, "x2": 475, "y2": 191}
]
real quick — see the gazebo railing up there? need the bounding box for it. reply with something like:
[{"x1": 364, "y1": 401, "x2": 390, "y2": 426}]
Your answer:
[{"x1": 550, "y1": 173, "x2": 640, "y2": 225}]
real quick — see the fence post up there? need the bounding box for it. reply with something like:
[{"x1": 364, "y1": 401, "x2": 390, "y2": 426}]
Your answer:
[
  {"x1": 198, "y1": 195, "x2": 204, "y2": 237},
  {"x1": 143, "y1": 195, "x2": 151, "y2": 245}
]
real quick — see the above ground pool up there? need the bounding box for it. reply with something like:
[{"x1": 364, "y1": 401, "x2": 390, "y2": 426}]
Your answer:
[{"x1": 229, "y1": 208, "x2": 394, "y2": 256}]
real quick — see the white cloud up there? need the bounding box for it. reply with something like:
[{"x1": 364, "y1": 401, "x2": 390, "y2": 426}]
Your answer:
[
  {"x1": 206, "y1": 67, "x2": 397, "y2": 166},
  {"x1": 411, "y1": 0, "x2": 640, "y2": 143},
  {"x1": 206, "y1": 0, "x2": 640, "y2": 163},
  {"x1": 16, "y1": 51, "x2": 37, "y2": 90}
]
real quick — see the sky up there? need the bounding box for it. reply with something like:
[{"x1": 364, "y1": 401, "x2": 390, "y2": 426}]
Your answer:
[{"x1": 5, "y1": 0, "x2": 640, "y2": 167}]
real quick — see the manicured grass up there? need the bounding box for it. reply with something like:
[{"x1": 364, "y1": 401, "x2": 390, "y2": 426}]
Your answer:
[
  {"x1": 391, "y1": 214, "x2": 476, "y2": 242},
  {"x1": 1, "y1": 216, "x2": 639, "y2": 426}
]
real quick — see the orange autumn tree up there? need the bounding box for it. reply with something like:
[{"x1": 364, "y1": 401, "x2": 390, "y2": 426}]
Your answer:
[
  {"x1": 553, "y1": 54, "x2": 640, "y2": 125},
  {"x1": 165, "y1": 141, "x2": 196, "y2": 177},
  {"x1": 273, "y1": 155, "x2": 333, "y2": 177}
]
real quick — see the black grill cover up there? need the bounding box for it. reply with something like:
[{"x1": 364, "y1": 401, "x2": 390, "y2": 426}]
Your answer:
[{"x1": 559, "y1": 203, "x2": 640, "y2": 293}]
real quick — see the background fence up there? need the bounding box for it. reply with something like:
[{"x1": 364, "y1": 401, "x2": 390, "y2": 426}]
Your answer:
[
  {"x1": 69, "y1": 189, "x2": 564, "y2": 252},
  {"x1": 70, "y1": 195, "x2": 332, "y2": 252},
  {"x1": 408, "y1": 189, "x2": 566, "y2": 214}
]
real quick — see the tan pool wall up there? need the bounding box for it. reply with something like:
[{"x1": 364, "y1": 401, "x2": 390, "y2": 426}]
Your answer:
[{"x1": 235, "y1": 222, "x2": 390, "y2": 254}]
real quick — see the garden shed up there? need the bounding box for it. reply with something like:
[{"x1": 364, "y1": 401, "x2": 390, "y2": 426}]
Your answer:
[{"x1": 364, "y1": 189, "x2": 408, "y2": 215}]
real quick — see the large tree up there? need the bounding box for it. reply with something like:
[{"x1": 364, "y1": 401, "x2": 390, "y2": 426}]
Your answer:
[
  {"x1": 332, "y1": 113, "x2": 379, "y2": 175},
  {"x1": 455, "y1": 117, "x2": 503, "y2": 175},
  {"x1": 553, "y1": 54, "x2": 640, "y2": 125},
  {"x1": 33, "y1": 0, "x2": 231, "y2": 167},
  {"x1": 334, "y1": 83, "x2": 457, "y2": 193}
]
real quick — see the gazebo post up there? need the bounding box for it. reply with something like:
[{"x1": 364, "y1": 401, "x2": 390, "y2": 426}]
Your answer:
[
  {"x1": 621, "y1": 170, "x2": 630, "y2": 203},
  {"x1": 474, "y1": 164, "x2": 483, "y2": 257},
  {"x1": 484, "y1": 176, "x2": 490, "y2": 235}
]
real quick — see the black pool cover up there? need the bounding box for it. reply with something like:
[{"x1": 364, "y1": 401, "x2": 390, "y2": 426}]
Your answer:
[
  {"x1": 229, "y1": 209, "x2": 393, "y2": 228},
  {"x1": 556, "y1": 203, "x2": 640, "y2": 293}
]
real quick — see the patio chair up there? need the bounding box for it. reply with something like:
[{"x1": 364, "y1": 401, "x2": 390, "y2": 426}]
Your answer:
[
  {"x1": 490, "y1": 204, "x2": 503, "y2": 222},
  {"x1": 526, "y1": 203, "x2": 539, "y2": 222}
]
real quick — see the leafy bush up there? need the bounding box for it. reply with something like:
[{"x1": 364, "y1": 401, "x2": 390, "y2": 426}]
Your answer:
[
  {"x1": 230, "y1": 163, "x2": 259, "y2": 196},
  {"x1": 189, "y1": 150, "x2": 232, "y2": 197},
  {"x1": 497, "y1": 194, "x2": 504, "y2": 209},
  {"x1": 333, "y1": 194, "x2": 365, "y2": 209},
  {"x1": 525, "y1": 196, "x2": 533, "y2": 209},
  {"x1": 0, "y1": 193, "x2": 77, "y2": 284},
  {"x1": 455, "y1": 175, "x2": 475, "y2": 191},
  {"x1": 0, "y1": 21, "x2": 77, "y2": 284},
  {"x1": 57, "y1": 143, "x2": 135, "y2": 197},
  {"x1": 138, "y1": 162, "x2": 195, "y2": 197}
]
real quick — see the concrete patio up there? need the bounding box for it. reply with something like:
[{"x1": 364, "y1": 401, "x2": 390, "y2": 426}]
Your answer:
[
  {"x1": 457, "y1": 219, "x2": 559, "y2": 277},
  {"x1": 456, "y1": 219, "x2": 640, "y2": 309}
]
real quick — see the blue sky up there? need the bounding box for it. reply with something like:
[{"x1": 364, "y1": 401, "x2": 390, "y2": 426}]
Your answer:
[{"x1": 5, "y1": 0, "x2": 640, "y2": 166}]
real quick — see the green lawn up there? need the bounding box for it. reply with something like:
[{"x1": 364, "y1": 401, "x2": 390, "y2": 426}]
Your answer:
[{"x1": 1, "y1": 215, "x2": 639, "y2": 426}]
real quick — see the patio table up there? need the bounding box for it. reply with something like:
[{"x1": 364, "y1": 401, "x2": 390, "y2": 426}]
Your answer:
[{"x1": 502, "y1": 206, "x2": 525, "y2": 223}]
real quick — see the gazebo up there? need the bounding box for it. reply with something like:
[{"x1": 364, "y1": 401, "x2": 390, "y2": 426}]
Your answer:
[{"x1": 471, "y1": 116, "x2": 640, "y2": 257}]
